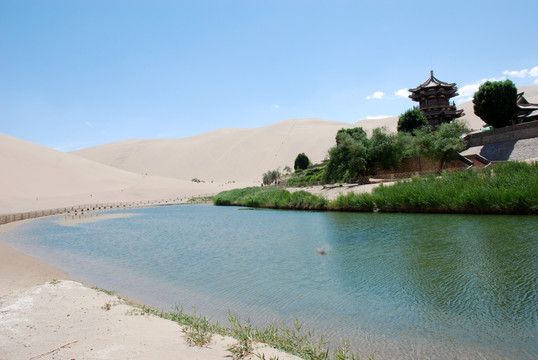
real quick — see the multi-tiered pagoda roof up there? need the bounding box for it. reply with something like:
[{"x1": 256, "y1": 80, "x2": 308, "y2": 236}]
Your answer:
[{"x1": 409, "y1": 71, "x2": 464, "y2": 128}]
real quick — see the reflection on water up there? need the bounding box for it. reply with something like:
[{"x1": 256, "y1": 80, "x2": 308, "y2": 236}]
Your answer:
[{"x1": 3, "y1": 205, "x2": 537, "y2": 359}]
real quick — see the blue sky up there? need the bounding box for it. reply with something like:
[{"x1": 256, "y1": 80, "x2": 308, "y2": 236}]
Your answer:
[{"x1": 1, "y1": 0, "x2": 538, "y2": 151}]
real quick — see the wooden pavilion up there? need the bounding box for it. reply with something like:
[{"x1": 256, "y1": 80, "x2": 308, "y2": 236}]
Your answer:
[{"x1": 409, "y1": 70, "x2": 464, "y2": 128}]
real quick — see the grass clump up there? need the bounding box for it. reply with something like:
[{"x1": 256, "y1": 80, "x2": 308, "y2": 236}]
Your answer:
[
  {"x1": 92, "y1": 286, "x2": 116, "y2": 296},
  {"x1": 228, "y1": 313, "x2": 255, "y2": 359},
  {"x1": 188, "y1": 195, "x2": 214, "y2": 203},
  {"x1": 214, "y1": 187, "x2": 328, "y2": 210},
  {"x1": 369, "y1": 162, "x2": 537, "y2": 214},
  {"x1": 166, "y1": 306, "x2": 217, "y2": 347},
  {"x1": 328, "y1": 192, "x2": 375, "y2": 212}
]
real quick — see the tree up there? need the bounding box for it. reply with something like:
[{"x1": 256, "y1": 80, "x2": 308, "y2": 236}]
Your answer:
[
  {"x1": 294, "y1": 153, "x2": 310, "y2": 170},
  {"x1": 398, "y1": 107, "x2": 429, "y2": 133},
  {"x1": 324, "y1": 127, "x2": 370, "y2": 183},
  {"x1": 262, "y1": 169, "x2": 280, "y2": 185},
  {"x1": 368, "y1": 127, "x2": 405, "y2": 171},
  {"x1": 473, "y1": 80, "x2": 518, "y2": 128},
  {"x1": 413, "y1": 120, "x2": 469, "y2": 173}
]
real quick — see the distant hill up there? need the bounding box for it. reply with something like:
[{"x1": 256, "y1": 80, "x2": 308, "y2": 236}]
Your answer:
[
  {"x1": 72, "y1": 118, "x2": 357, "y2": 183},
  {"x1": 72, "y1": 86, "x2": 538, "y2": 183},
  {"x1": 0, "y1": 133, "x2": 231, "y2": 214}
]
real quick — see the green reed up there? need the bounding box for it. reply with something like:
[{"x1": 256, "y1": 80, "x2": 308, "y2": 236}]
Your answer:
[{"x1": 214, "y1": 162, "x2": 537, "y2": 214}]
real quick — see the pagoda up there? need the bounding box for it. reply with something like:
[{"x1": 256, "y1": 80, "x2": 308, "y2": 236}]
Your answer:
[{"x1": 409, "y1": 70, "x2": 464, "y2": 128}]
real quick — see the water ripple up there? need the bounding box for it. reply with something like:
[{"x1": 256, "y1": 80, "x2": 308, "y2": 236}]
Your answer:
[{"x1": 2, "y1": 207, "x2": 537, "y2": 359}]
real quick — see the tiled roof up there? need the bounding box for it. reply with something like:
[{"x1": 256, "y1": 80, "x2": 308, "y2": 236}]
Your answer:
[{"x1": 409, "y1": 70, "x2": 457, "y2": 92}]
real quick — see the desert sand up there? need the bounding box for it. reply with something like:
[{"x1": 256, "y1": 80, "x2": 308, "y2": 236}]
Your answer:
[{"x1": 1, "y1": 87, "x2": 537, "y2": 359}]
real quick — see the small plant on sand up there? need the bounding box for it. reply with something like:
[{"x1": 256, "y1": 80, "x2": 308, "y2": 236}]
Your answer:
[
  {"x1": 92, "y1": 286, "x2": 116, "y2": 296},
  {"x1": 49, "y1": 279, "x2": 60, "y2": 285},
  {"x1": 188, "y1": 195, "x2": 214, "y2": 203},
  {"x1": 228, "y1": 313, "x2": 255, "y2": 359},
  {"x1": 179, "y1": 307, "x2": 214, "y2": 347},
  {"x1": 256, "y1": 355, "x2": 280, "y2": 360}
]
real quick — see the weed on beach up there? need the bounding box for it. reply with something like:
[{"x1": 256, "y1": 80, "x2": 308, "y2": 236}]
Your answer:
[
  {"x1": 91, "y1": 286, "x2": 117, "y2": 296},
  {"x1": 140, "y1": 304, "x2": 369, "y2": 359},
  {"x1": 181, "y1": 307, "x2": 214, "y2": 347}
]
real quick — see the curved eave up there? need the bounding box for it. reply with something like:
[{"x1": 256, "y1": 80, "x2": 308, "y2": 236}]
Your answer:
[{"x1": 409, "y1": 71, "x2": 457, "y2": 92}]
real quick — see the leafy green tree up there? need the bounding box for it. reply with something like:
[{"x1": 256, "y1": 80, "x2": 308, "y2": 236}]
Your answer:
[
  {"x1": 398, "y1": 107, "x2": 429, "y2": 133},
  {"x1": 368, "y1": 127, "x2": 405, "y2": 171},
  {"x1": 473, "y1": 80, "x2": 518, "y2": 128},
  {"x1": 413, "y1": 120, "x2": 469, "y2": 173},
  {"x1": 294, "y1": 153, "x2": 310, "y2": 170},
  {"x1": 324, "y1": 127, "x2": 370, "y2": 183}
]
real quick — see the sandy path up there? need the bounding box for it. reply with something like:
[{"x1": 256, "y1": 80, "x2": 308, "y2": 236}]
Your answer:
[{"x1": 287, "y1": 182, "x2": 393, "y2": 200}]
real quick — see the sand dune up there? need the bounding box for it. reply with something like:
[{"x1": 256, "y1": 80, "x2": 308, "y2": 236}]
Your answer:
[
  {"x1": 72, "y1": 118, "x2": 357, "y2": 183},
  {"x1": 72, "y1": 87, "x2": 538, "y2": 184},
  {"x1": 71, "y1": 117, "x2": 401, "y2": 184},
  {"x1": 0, "y1": 133, "x2": 250, "y2": 214}
]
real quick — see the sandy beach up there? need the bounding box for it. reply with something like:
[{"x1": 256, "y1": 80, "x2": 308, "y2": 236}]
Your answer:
[{"x1": 0, "y1": 220, "x2": 303, "y2": 360}]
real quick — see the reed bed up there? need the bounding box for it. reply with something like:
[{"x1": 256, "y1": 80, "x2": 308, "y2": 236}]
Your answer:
[
  {"x1": 214, "y1": 186, "x2": 328, "y2": 210},
  {"x1": 214, "y1": 162, "x2": 538, "y2": 215}
]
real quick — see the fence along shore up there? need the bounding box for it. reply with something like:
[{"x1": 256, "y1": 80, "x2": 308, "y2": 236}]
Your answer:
[{"x1": 0, "y1": 194, "x2": 215, "y2": 225}]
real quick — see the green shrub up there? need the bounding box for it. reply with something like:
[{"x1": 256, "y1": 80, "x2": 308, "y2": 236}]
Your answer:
[
  {"x1": 294, "y1": 153, "x2": 310, "y2": 170},
  {"x1": 329, "y1": 193, "x2": 375, "y2": 212}
]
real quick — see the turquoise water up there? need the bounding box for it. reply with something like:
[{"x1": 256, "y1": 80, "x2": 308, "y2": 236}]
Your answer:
[{"x1": 3, "y1": 205, "x2": 537, "y2": 359}]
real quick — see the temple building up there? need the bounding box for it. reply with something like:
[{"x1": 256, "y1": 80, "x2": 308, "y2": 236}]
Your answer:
[
  {"x1": 409, "y1": 70, "x2": 464, "y2": 128},
  {"x1": 517, "y1": 92, "x2": 538, "y2": 123}
]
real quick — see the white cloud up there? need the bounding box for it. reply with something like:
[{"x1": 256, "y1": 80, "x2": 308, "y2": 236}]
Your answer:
[
  {"x1": 503, "y1": 66, "x2": 538, "y2": 81},
  {"x1": 535, "y1": 78, "x2": 538, "y2": 85},
  {"x1": 271, "y1": 104, "x2": 280, "y2": 109},
  {"x1": 366, "y1": 115, "x2": 391, "y2": 120},
  {"x1": 394, "y1": 88, "x2": 408, "y2": 98},
  {"x1": 503, "y1": 69, "x2": 529, "y2": 78},
  {"x1": 365, "y1": 91, "x2": 384, "y2": 100},
  {"x1": 455, "y1": 97, "x2": 473, "y2": 105},
  {"x1": 482, "y1": 76, "x2": 506, "y2": 82},
  {"x1": 458, "y1": 83, "x2": 480, "y2": 97}
]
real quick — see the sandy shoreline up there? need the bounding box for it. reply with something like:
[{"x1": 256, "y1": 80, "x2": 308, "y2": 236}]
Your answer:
[
  {"x1": 0, "y1": 219, "x2": 302, "y2": 360},
  {"x1": 0, "y1": 185, "x2": 370, "y2": 359}
]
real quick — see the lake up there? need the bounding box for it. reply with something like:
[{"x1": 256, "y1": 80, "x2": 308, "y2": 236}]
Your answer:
[{"x1": 2, "y1": 204, "x2": 537, "y2": 359}]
